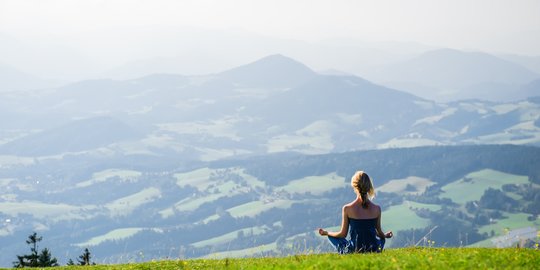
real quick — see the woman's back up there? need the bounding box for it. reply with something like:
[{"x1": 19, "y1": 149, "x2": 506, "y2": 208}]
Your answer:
[{"x1": 348, "y1": 217, "x2": 381, "y2": 253}]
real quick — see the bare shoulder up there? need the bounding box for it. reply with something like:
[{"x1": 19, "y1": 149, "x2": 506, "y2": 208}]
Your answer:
[
  {"x1": 370, "y1": 202, "x2": 382, "y2": 213},
  {"x1": 344, "y1": 200, "x2": 356, "y2": 208},
  {"x1": 342, "y1": 201, "x2": 355, "y2": 213}
]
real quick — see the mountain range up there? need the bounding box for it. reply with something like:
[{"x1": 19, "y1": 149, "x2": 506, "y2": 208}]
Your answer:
[
  {"x1": 0, "y1": 54, "x2": 539, "y2": 267},
  {"x1": 0, "y1": 54, "x2": 539, "y2": 159},
  {"x1": 0, "y1": 63, "x2": 58, "y2": 92},
  {"x1": 2, "y1": 28, "x2": 539, "y2": 102},
  {"x1": 373, "y1": 48, "x2": 539, "y2": 101}
]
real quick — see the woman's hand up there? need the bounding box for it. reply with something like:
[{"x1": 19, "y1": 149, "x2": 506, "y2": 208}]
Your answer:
[
  {"x1": 385, "y1": 231, "x2": 393, "y2": 238},
  {"x1": 318, "y1": 228, "x2": 328, "y2": 236}
]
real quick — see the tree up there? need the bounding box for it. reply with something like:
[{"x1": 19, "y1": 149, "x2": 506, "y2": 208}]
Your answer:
[
  {"x1": 68, "y1": 248, "x2": 96, "y2": 266},
  {"x1": 77, "y1": 248, "x2": 94, "y2": 266},
  {"x1": 13, "y1": 232, "x2": 58, "y2": 268},
  {"x1": 37, "y1": 248, "x2": 58, "y2": 267},
  {"x1": 479, "y1": 188, "x2": 518, "y2": 212}
]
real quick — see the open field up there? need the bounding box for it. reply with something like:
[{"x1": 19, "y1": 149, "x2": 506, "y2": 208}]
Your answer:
[
  {"x1": 440, "y1": 169, "x2": 529, "y2": 204},
  {"x1": 277, "y1": 173, "x2": 347, "y2": 195},
  {"x1": 478, "y1": 212, "x2": 540, "y2": 236},
  {"x1": 0, "y1": 201, "x2": 96, "y2": 222},
  {"x1": 76, "y1": 169, "x2": 142, "y2": 188},
  {"x1": 378, "y1": 176, "x2": 435, "y2": 195},
  {"x1": 191, "y1": 225, "x2": 270, "y2": 248},
  {"x1": 227, "y1": 199, "x2": 295, "y2": 218},
  {"x1": 75, "y1": 228, "x2": 145, "y2": 247},
  {"x1": 174, "y1": 168, "x2": 215, "y2": 191},
  {"x1": 381, "y1": 202, "x2": 432, "y2": 232},
  {"x1": 106, "y1": 187, "x2": 161, "y2": 216}
]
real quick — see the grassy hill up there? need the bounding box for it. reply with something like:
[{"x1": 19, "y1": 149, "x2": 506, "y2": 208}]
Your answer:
[{"x1": 2, "y1": 248, "x2": 537, "y2": 269}]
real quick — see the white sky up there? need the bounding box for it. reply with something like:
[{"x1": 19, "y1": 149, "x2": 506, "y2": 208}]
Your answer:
[{"x1": 1, "y1": 0, "x2": 539, "y2": 55}]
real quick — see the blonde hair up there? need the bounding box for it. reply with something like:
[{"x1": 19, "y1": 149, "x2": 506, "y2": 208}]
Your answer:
[{"x1": 351, "y1": 171, "x2": 375, "y2": 208}]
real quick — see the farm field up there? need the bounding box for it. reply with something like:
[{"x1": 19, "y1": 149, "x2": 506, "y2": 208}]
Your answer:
[{"x1": 440, "y1": 169, "x2": 529, "y2": 204}]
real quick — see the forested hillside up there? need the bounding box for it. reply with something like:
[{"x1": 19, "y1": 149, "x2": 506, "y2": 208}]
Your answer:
[{"x1": 1, "y1": 145, "x2": 538, "y2": 265}]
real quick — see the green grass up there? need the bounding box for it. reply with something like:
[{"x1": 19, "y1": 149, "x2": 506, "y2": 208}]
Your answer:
[
  {"x1": 75, "y1": 228, "x2": 144, "y2": 247},
  {"x1": 236, "y1": 169, "x2": 266, "y2": 189},
  {"x1": 76, "y1": 169, "x2": 142, "y2": 188},
  {"x1": 163, "y1": 168, "x2": 261, "y2": 217},
  {"x1": 266, "y1": 120, "x2": 335, "y2": 155},
  {"x1": 174, "y1": 168, "x2": 215, "y2": 191},
  {"x1": 227, "y1": 199, "x2": 295, "y2": 218},
  {"x1": 440, "y1": 169, "x2": 529, "y2": 204},
  {"x1": 106, "y1": 187, "x2": 161, "y2": 216},
  {"x1": 478, "y1": 212, "x2": 540, "y2": 236},
  {"x1": 378, "y1": 176, "x2": 435, "y2": 195},
  {"x1": 10, "y1": 248, "x2": 538, "y2": 269},
  {"x1": 405, "y1": 201, "x2": 441, "y2": 211},
  {"x1": 0, "y1": 201, "x2": 96, "y2": 222},
  {"x1": 277, "y1": 173, "x2": 347, "y2": 195},
  {"x1": 201, "y1": 242, "x2": 278, "y2": 259},
  {"x1": 191, "y1": 225, "x2": 270, "y2": 248},
  {"x1": 381, "y1": 202, "x2": 432, "y2": 232},
  {"x1": 172, "y1": 193, "x2": 225, "y2": 213}
]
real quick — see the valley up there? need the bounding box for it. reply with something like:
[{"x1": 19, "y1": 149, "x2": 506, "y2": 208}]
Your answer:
[
  {"x1": 0, "y1": 145, "x2": 538, "y2": 265},
  {"x1": 0, "y1": 55, "x2": 539, "y2": 266}
]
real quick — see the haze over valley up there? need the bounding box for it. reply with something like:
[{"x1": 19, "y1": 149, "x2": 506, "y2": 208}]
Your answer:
[{"x1": 0, "y1": 0, "x2": 539, "y2": 267}]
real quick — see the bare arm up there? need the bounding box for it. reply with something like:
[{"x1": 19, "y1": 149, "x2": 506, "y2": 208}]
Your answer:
[
  {"x1": 376, "y1": 206, "x2": 393, "y2": 239},
  {"x1": 318, "y1": 206, "x2": 349, "y2": 238}
]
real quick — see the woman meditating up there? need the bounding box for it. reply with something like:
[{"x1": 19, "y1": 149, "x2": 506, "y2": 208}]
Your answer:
[{"x1": 318, "y1": 171, "x2": 393, "y2": 253}]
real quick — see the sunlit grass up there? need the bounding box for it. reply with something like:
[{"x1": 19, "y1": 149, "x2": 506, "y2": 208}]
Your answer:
[
  {"x1": 105, "y1": 187, "x2": 161, "y2": 216},
  {"x1": 74, "y1": 228, "x2": 144, "y2": 247},
  {"x1": 276, "y1": 173, "x2": 347, "y2": 196},
  {"x1": 382, "y1": 203, "x2": 432, "y2": 232},
  {"x1": 227, "y1": 199, "x2": 295, "y2": 218},
  {"x1": 440, "y1": 169, "x2": 529, "y2": 204},
  {"x1": 378, "y1": 176, "x2": 435, "y2": 195},
  {"x1": 191, "y1": 225, "x2": 270, "y2": 248},
  {"x1": 76, "y1": 169, "x2": 142, "y2": 188},
  {"x1": 478, "y1": 212, "x2": 540, "y2": 236},
  {"x1": 8, "y1": 248, "x2": 537, "y2": 269}
]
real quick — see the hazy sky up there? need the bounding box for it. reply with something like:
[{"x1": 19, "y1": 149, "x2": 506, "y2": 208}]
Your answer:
[{"x1": 1, "y1": 0, "x2": 540, "y2": 55}]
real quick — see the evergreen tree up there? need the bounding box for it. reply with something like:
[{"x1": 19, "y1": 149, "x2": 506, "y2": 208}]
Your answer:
[
  {"x1": 37, "y1": 248, "x2": 58, "y2": 267},
  {"x1": 68, "y1": 248, "x2": 96, "y2": 266},
  {"x1": 77, "y1": 248, "x2": 92, "y2": 265},
  {"x1": 13, "y1": 232, "x2": 58, "y2": 268}
]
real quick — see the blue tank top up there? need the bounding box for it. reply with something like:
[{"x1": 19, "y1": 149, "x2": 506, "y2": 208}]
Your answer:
[{"x1": 348, "y1": 217, "x2": 382, "y2": 253}]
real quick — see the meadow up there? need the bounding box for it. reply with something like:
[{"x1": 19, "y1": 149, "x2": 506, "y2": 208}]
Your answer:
[{"x1": 3, "y1": 248, "x2": 537, "y2": 269}]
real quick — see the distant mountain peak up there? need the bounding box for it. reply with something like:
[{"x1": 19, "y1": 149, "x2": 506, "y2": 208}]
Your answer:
[
  {"x1": 420, "y1": 48, "x2": 505, "y2": 61},
  {"x1": 379, "y1": 47, "x2": 540, "y2": 101},
  {"x1": 219, "y1": 54, "x2": 317, "y2": 88},
  {"x1": 249, "y1": 54, "x2": 309, "y2": 66},
  {"x1": 0, "y1": 63, "x2": 57, "y2": 92}
]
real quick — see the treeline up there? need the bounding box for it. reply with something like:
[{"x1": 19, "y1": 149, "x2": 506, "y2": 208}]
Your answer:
[
  {"x1": 13, "y1": 232, "x2": 95, "y2": 268},
  {"x1": 213, "y1": 145, "x2": 540, "y2": 186}
]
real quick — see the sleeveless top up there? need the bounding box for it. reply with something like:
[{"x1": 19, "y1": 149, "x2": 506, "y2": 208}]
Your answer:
[{"x1": 348, "y1": 217, "x2": 382, "y2": 253}]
